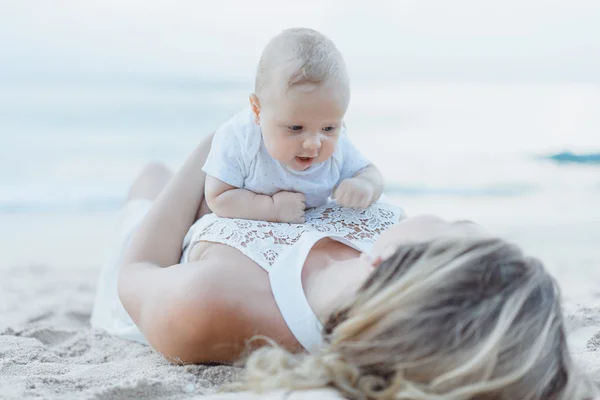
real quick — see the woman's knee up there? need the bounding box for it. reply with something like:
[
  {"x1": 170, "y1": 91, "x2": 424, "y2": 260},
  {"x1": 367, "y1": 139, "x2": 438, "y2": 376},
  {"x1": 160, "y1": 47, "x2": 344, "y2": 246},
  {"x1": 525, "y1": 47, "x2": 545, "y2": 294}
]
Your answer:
[{"x1": 127, "y1": 161, "x2": 173, "y2": 201}]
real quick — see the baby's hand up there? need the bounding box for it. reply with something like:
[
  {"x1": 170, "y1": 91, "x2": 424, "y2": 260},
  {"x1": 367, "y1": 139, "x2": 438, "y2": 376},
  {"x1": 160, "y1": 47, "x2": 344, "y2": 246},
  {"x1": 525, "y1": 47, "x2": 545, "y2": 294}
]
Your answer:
[
  {"x1": 273, "y1": 191, "x2": 306, "y2": 223},
  {"x1": 333, "y1": 178, "x2": 375, "y2": 209}
]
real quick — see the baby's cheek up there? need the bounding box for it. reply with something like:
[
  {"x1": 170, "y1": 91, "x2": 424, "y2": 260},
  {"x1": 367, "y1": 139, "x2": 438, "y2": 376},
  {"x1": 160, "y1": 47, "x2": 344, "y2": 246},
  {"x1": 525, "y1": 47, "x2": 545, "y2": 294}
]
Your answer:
[
  {"x1": 266, "y1": 135, "x2": 295, "y2": 160},
  {"x1": 321, "y1": 138, "x2": 338, "y2": 160}
]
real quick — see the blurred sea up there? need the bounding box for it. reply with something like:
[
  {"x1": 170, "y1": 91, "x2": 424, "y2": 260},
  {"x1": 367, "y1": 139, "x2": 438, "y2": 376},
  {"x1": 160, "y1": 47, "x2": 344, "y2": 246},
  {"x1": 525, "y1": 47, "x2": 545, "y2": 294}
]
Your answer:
[{"x1": 1, "y1": 78, "x2": 599, "y2": 225}]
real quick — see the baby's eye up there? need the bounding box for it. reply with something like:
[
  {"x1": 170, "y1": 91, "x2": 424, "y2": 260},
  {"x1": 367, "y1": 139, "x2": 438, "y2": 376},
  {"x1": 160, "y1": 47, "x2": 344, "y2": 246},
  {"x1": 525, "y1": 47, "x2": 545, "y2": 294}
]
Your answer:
[
  {"x1": 322, "y1": 126, "x2": 336, "y2": 133},
  {"x1": 288, "y1": 125, "x2": 303, "y2": 132}
]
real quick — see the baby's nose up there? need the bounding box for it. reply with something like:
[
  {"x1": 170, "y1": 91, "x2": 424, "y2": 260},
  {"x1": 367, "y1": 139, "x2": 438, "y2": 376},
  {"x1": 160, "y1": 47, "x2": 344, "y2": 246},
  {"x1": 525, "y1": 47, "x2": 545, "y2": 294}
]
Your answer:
[{"x1": 303, "y1": 134, "x2": 322, "y2": 149}]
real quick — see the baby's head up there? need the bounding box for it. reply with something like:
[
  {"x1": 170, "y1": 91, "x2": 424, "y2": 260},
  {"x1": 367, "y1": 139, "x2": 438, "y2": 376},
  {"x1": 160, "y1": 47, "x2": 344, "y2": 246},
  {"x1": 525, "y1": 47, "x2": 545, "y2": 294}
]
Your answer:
[{"x1": 250, "y1": 28, "x2": 350, "y2": 171}]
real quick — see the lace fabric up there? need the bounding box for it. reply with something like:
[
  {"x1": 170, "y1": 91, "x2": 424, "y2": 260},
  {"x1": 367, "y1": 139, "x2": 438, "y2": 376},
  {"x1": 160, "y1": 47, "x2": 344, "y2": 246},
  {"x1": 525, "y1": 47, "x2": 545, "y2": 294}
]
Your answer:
[{"x1": 185, "y1": 202, "x2": 404, "y2": 271}]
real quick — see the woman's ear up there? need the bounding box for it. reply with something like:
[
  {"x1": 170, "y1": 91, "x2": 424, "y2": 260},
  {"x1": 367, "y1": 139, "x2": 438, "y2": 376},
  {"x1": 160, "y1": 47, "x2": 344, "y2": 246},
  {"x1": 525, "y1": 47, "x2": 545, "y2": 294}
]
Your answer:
[
  {"x1": 362, "y1": 244, "x2": 398, "y2": 270},
  {"x1": 249, "y1": 94, "x2": 261, "y2": 124},
  {"x1": 360, "y1": 252, "x2": 383, "y2": 269}
]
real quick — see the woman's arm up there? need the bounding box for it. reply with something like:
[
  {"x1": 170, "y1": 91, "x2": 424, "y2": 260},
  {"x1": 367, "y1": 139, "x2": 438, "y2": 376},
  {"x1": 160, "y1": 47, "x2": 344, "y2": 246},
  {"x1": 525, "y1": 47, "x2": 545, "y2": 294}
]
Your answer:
[
  {"x1": 115, "y1": 133, "x2": 304, "y2": 362},
  {"x1": 117, "y1": 133, "x2": 217, "y2": 355},
  {"x1": 122, "y1": 133, "x2": 213, "y2": 268}
]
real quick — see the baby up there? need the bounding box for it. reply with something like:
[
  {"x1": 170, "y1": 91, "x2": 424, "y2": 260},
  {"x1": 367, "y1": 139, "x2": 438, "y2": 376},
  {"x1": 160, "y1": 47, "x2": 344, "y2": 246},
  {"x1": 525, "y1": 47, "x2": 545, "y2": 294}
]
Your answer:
[{"x1": 203, "y1": 28, "x2": 384, "y2": 223}]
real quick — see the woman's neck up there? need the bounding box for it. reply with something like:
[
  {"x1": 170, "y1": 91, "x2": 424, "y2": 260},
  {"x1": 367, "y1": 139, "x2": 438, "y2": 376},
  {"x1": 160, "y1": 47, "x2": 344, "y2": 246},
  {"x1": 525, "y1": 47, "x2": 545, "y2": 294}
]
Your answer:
[{"x1": 302, "y1": 238, "x2": 369, "y2": 324}]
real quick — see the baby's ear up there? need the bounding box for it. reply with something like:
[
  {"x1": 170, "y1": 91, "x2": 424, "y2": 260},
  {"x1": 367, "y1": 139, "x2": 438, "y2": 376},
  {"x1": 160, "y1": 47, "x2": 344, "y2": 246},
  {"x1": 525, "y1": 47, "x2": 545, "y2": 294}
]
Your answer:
[{"x1": 249, "y1": 94, "x2": 261, "y2": 124}]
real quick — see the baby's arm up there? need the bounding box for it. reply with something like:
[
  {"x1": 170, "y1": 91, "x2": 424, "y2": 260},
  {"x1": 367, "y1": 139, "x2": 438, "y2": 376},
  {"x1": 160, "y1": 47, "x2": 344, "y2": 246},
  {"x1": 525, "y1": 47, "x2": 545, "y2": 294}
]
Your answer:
[
  {"x1": 332, "y1": 131, "x2": 384, "y2": 209},
  {"x1": 205, "y1": 175, "x2": 306, "y2": 223},
  {"x1": 353, "y1": 163, "x2": 384, "y2": 201},
  {"x1": 333, "y1": 164, "x2": 384, "y2": 209}
]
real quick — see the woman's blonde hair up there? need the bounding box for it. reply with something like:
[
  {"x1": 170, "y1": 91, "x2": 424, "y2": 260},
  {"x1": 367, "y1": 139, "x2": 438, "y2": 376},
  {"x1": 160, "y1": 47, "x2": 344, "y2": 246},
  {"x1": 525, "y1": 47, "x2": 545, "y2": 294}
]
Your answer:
[{"x1": 234, "y1": 236, "x2": 597, "y2": 399}]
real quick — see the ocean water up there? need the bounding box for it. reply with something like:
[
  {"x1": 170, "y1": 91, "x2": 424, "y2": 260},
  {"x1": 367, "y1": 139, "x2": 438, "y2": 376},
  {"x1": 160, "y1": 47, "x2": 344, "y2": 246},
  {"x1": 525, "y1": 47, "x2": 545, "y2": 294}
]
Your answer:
[{"x1": 1, "y1": 79, "x2": 599, "y2": 225}]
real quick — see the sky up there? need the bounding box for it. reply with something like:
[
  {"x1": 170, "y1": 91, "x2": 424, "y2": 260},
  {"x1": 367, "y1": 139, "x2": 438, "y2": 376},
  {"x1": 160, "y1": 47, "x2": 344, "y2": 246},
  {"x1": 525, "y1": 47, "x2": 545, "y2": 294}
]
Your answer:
[{"x1": 1, "y1": 0, "x2": 599, "y2": 83}]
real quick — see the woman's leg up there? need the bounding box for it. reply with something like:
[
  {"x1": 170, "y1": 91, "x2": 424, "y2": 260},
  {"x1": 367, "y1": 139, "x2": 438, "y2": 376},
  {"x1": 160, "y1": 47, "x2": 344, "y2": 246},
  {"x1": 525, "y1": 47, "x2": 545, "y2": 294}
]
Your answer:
[
  {"x1": 90, "y1": 164, "x2": 174, "y2": 339},
  {"x1": 92, "y1": 134, "x2": 213, "y2": 339},
  {"x1": 126, "y1": 132, "x2": 213, "y2": 218}
]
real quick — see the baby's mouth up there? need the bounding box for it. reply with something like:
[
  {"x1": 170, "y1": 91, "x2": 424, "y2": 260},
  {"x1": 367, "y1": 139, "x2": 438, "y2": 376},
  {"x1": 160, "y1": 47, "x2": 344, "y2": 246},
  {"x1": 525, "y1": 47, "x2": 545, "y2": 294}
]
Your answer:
[{"x1": 295, "y1": 156, "x2": 316, "y2": 169}]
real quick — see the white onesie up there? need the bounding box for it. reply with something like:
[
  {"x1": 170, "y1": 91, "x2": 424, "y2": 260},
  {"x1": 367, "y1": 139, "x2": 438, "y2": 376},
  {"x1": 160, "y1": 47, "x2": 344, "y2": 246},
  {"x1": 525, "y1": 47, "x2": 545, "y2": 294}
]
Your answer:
[{"x1": 202, "y1": 108, "x2": 371, "y2": 208}]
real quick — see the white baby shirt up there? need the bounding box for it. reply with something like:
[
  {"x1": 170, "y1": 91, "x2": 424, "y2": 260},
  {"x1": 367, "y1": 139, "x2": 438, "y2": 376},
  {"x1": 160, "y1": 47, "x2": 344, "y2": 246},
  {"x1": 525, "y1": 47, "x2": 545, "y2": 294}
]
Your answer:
[{"x1": 202, "y1": 108, "x2": 370, "y2": 208}]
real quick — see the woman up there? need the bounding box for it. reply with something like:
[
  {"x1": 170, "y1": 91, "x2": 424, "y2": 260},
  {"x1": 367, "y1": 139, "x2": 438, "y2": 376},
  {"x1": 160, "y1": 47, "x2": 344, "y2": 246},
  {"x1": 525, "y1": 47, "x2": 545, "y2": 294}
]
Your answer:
[{"x1": 91, "y1": 135, "x2": 595, "y2": 399}]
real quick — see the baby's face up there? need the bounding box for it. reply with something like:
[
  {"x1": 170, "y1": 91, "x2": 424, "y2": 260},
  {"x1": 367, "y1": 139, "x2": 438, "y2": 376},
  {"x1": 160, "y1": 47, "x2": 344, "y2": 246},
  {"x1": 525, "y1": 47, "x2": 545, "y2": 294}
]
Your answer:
[{"x1": 252, "y1": 82, "x2": 347, "y2": 171}]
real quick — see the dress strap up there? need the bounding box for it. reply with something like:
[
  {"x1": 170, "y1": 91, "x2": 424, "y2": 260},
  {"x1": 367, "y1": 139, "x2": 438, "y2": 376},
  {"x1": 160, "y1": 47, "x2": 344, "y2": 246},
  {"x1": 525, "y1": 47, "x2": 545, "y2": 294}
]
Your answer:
[
  {"x1": 269, "y1": 232, "x2": 327, "y2": 352},
  {"x1": 268, "y1": 232, "x2": 365, "y2": 352}
]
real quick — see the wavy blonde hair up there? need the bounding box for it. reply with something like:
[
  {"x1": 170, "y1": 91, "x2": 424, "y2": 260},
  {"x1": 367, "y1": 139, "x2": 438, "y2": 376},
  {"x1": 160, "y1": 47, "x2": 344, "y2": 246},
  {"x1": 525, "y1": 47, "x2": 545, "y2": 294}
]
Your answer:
[{"x1": 232, "y1": 236, "x2": 597, "y2": 399}]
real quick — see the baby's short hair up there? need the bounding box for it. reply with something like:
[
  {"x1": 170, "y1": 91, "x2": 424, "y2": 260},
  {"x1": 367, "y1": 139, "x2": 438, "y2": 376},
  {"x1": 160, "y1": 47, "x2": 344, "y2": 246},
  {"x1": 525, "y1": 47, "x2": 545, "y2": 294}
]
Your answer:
[{"x1": 255, "y1": 28, "x2": 349, "y2": 101}]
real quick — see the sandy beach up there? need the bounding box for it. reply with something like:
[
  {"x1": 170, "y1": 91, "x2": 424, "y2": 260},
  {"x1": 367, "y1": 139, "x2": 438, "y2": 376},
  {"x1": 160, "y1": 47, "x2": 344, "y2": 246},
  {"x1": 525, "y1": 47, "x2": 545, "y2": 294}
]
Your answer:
[
  {"x1": 1, "y1": 198, "x2": 599, "y2": 399},
  {"x1": 2, "y1": 0, "x2": 600, "y2": 396},
  {"x1": 0, "y1": 211, "x2": 243, "y2": 399}
]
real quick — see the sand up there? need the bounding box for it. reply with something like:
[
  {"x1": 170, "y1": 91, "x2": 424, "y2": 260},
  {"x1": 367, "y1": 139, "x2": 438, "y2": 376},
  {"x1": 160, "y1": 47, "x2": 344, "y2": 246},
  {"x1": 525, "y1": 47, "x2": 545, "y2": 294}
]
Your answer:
[{"x1": 1, "y1": 209, "x2": 600, "y2": 399}]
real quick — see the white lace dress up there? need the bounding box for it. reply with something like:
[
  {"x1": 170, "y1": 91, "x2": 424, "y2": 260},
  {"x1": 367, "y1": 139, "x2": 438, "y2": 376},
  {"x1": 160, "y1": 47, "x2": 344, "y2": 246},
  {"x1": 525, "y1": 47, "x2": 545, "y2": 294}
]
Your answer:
[
  {"x1": 91, "y1": 199, "x2": 404, "y2": 348},
  {"x1": 181, "y1": 201, "x2": 404, "y2": 271}
]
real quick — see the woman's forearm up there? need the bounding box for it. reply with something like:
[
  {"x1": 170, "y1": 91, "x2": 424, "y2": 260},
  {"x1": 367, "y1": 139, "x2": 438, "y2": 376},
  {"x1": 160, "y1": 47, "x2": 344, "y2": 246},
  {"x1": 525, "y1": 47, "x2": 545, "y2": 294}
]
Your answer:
[{"x1": 123, "y1": 134, "x2": 213, "y2": 267}]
